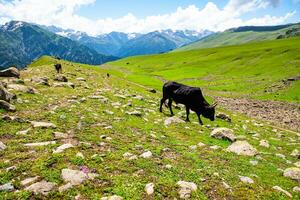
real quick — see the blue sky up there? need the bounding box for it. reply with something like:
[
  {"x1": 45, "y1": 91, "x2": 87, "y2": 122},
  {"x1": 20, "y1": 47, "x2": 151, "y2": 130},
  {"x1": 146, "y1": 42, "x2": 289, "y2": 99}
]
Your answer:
[
  {"x1": 77, "y1": 0, "x2": 299, "y2": 23},
  {"x1": 0, "y1": 0, "x2": 299, "y2": 35}
]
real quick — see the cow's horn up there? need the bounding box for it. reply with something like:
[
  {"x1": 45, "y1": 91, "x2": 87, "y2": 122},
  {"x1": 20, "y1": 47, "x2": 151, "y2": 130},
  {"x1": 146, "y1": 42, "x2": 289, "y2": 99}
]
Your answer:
[{"x1": 211, "y1": 102, "x2": 218, "y2": 108}]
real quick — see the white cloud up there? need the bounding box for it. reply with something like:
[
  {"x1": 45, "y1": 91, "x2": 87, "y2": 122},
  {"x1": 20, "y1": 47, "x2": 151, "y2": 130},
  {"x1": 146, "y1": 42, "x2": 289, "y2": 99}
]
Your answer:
[{"x1": 0, "y1": 0, "x2": 295, "y2": 35}]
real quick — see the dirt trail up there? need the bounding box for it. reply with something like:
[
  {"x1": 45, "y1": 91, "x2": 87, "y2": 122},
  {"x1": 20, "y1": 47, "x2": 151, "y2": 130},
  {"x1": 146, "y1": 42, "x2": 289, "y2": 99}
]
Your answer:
[{"x1": 214, "y1": 96, "x2": 300, "y2": 132}]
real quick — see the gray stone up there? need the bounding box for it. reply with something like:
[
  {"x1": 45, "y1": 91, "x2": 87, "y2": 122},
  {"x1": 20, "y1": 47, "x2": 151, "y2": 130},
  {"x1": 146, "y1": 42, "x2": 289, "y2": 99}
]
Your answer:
[
  {"x1": 272, "y1": 186, "x2": 292, "y2": 198},
  {"x1": 293, "y1": 186, "x2": 300, "y2": 193},
  {"x1": 164, "y1": 116, "x2": 185, "y2": 126},
  {"x1": 145, "y1": 183, "x2": 154, "y2": 195},
  {"x1": 54, "y1": 75, "x2": 68, "y2": 82},
  {"x1": 0, "y1": 100, "x2": 16, "y2": 112},
  {"x1": 61, "y1": 169, "x2": 88, "y2": 185},
  {"x1": 0, "y1": 182, "x2": 14, "y2": 191},
  {"x1": 25, "y1": 180, "x2": 56, "y2": 195},
  {"x1": 291, "y1": 149, "x2": 299, "y2": 157},
  {"x1": 259, "y1": 140, "x2": 270, "y2": 148},
  {"x1": 210, "y1": 128, "x2": 236, "y2": 142},
  {"x1": 0, "y1": 141, "x2": 7, "y2": 151},
  {"x1": 58, "y1": 183, "x2": 73, "y2": 193},
  {"x1": 125, "y1": 110, "x2": 142, "y2": 117},
  {"x1": 140, "y1": 151, "x2": 152, "y2": 159},
  {"x1": 7, "y1": 84, "x2": 36, "y2": 94},
  {"x1": 21, "y1": 176, "x2": 40, "y2": 186},
  {"x1": 31, "y1": 121, "x2": 56, "y2": 128},
  {"x1": 239, "y1": 176, "x2": 254, "y2": 184},
  {"x1": 24, "y1": 141, "x2": 56, "y2": 147},
  {"x1": 283, "y1": 167, "x2": 300, "y2": 181},
  {"x1": 53, "y1": 143, "x2": 74, "y2": 153},
  {"x1": 53, "y1": 82, "x2": 75, "y2": 89},
  {"x1": 0, "y1": 83, "x2": 16, "y2": 102},
  {"x1": 227, "y1": 141, "x2": 258, "y2": 156},
  {"x1": 177, "y1": 181, "x2": 197, "y2": 199},
  {"x1": 0, "y1": 67, "x2": 20, "y2": 78},
  {"x1": 31, "y1": 77, "x2": 49, "y2": 86},
  {"x1": 100, "y1": 195, "x2": 123, "y2": 200}
]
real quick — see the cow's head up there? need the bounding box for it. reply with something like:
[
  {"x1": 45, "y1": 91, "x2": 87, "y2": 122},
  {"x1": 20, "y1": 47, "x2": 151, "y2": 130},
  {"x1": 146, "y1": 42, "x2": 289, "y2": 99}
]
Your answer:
[{"x1": 202, "y1": 103, "x2": 217, "y2": 121}]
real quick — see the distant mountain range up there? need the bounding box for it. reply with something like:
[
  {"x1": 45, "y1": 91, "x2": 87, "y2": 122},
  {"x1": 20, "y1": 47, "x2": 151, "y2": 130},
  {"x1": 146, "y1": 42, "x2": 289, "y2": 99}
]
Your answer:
[
  {"x1": 0, "y1": 21, "x2": 117, "y2": 69},
  {"x1": 176, "y1": 23, "x2": 300, "y2": 52},
  {"x1": 44, "y1": 26, "x2": 212, "y2": 57}
]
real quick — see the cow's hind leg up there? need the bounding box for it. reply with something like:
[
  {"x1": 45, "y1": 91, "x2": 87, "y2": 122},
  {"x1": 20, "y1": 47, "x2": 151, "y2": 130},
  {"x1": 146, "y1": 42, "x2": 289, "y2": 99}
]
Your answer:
[
  {"x1": 168, "y1": 98, "x2": 174, "y2": 116},
  {"x1": 160, "y1": 97, "x2": 167, "y2": 112},
  {"x1": 185, "y1": 106, "x2": 190, "y2": 122}
]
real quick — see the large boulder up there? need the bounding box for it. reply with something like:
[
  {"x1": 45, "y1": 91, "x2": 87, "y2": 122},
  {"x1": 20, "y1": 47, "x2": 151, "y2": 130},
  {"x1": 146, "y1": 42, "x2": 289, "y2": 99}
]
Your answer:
[
  {"x1": 283, "y1": 167, "x2": 300, "y2": 181},
  {"x1": 227, "y1": 141, "x2": 258, "y2": 156},
  {"x1": 211, "y1": 128, "x2": 236, "y2": 142},
  {"x1": 0, "y1": 83, "x2": 16, "y2": 102},
  {"x1": 0, "y1": 100, "x2": 16, "y2": 112},
  {"x1": 0, "y1": 67, "x2": 20, "y2": 78}
]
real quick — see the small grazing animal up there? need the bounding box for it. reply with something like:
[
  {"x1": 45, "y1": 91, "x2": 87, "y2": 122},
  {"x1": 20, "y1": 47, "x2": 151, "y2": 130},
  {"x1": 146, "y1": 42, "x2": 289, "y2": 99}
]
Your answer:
[
  {"x1": 160, "y1": 81, "x2": 217, "y2": 125},
  {"x1": 107, "y1": 73, "x2": 110, "y2": 78},
  {"x1": 54, "y1": 64, "x2": 62, "y2": 74}
]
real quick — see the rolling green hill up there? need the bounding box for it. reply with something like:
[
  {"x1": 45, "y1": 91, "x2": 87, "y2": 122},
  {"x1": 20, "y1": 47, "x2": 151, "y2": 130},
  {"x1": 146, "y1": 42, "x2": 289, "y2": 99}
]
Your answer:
[
  {"x1": 175, "y1": 23, "x2": 300, "y2": 52},
  {"x1": 1, "y1": 56, "x2": 300, "y2": 199},
  {"x1": 107, "y1": 37, "x2": 300, "y2": 102}
]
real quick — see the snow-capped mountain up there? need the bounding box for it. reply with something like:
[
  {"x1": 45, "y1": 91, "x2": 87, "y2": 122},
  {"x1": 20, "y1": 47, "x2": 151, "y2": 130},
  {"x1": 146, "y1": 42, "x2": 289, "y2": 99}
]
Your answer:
[{"x1": 43, "y1": 25, "x2": 214, "y2": 57}]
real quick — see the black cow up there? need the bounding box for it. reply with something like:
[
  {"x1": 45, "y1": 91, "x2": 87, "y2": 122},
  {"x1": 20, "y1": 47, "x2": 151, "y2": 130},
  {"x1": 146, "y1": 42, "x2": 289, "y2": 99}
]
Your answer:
[
  {"x1": 160, "y1": 81, "x2": 217, "y2": 125},
  {"x1": 54, "y1": 64, "x2": 62, "y2": 74}
]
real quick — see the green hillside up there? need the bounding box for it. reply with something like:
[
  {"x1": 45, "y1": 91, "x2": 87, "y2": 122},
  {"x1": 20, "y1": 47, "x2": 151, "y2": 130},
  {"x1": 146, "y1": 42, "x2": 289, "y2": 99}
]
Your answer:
[
  {"x1": 107, "y1": 37, "x2": 300, "y2": 102},
  {"x1": 1, "y1": 56, "x2": 300, "y2": 199},
  {"x1": 175, "y1": 23, "x2": 300, "y2": 52}
]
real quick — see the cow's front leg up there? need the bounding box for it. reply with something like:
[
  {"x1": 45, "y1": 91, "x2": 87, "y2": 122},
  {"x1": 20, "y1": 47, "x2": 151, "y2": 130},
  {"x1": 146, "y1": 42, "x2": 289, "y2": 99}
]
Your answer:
[
  {"x1": 185, "y1": 106, "x2": 190, "y2": 122},
  {"x1": 197, "y1": 114, "x2": 203, "y2": 125},
  {"x1": 168, "y1": 99, "x2": 174, "y2": 116}
]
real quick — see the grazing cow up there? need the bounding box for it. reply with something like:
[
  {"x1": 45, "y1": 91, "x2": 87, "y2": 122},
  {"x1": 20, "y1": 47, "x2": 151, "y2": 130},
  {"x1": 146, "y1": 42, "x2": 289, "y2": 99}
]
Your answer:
[
  {"x1": 160, "y1": 81, "x2": 217, "y2": 125},
  {"x1": 107, "y1": 73, "x2": 110, "y2": 78},
  {"x1": 54, "y1": 64, "x2": 62, "y2": 74}
]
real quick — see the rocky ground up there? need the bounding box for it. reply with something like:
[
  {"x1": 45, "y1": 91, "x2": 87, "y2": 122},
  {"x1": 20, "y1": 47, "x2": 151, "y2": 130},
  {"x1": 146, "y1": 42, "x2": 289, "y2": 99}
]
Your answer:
[
  {"x1": 0, "y1": 57, "x2": 300, "y2": 199},
  {"x1": 214, "y1": 96, "x2": 300, "y2": 132}
]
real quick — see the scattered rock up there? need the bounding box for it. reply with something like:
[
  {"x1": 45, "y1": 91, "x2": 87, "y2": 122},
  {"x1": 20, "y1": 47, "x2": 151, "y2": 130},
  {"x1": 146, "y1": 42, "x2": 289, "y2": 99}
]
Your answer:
[
  {"x1": 7, "y1": 84, "x2": 36, "y2": 94},
  {"x1": 53, "y1": 82, "x2": 75, "y2": 89},
  {"x1": 145, "y1": 183, "x2": 154, "y2": 195},
  {"x1": 61, "y1": 169, "x2": 88, "y2": 185},
  {"x1": 177, "y1": 181, "x2": 197, "y2": 199},
  {"x1": 31, "y1": 121, "x2": 56, "y2": 128},
  {"x1": 294, "y1": 161, "x2": 300, "y2": 168},
  {"x1": 283, "y1": 167, "x2": 300, "y2": 181},
  {"x1": 227, "y1": 141, "x2": 258, "y2": 156},
  {"x1": 54, "y1": 74, "x2": 68, "y2": 82},
  {"x1": 239, "y1": 176, "x2": 254, "y2": 184},
  {"x1": 0, "y1": 182, "x2": 14, "y2": 191},
  {"x1": 24, "y1": 141, "x2": 56, "y2": 147},
  {"x1": 0, "y1": 100, "x2": 16, "y2": 112},
  {"x1": 59, "y1": 183, "x2": 73, "y2": 193},
  {"x1": 54, "y1": 132, "x2": 69, "y2": 139},
  {"x1": 0, "y1": 84, "x2": 16, "y2": 102},
  {"x1": 250, "y1": 160, "x2": 258, "y2": 166},
  {"x1": 293, "y1": 186, "x2": 300, "y2": 193},
  {"x1": 21, "y1": 176, "x2": 40, "y2": 186},
  {"x1": 272, "y1": 186, "x2": 292, "y2": 198},
  {"x1": 164, "y1": 116, "x2": 185, "y2": 126},
  {"x1": 0, "y1": 67, "x2": 20, "y2": 78},
  {"x1": 76, "y1": 77, "x2": 86, "y2": 82},
  {"x1": 197, "y1": 142, "x2": 206, "y2": 147},
  {"x1": 125, "y1": 110, "x2": 142, "y2": 117},
  {"x1": 31, "y1": 77, "x2": 49, "y2": 86},
  {"x1": 0, "y1": 141, "x2": 7, "y2": 151},
  {"x1": 17, "y1": 128, "x2": 31, "y2": 135},
  {"x1": 100, "y1": 195, "x2": 123, "y2": 200},
  {"x1": 259, "y1": 140, "x2": 270, "y2": 148},
  {"x1": 123, "y1": 152, "x2": 137, "y2": 160},
  {"x1": 210, "y1": 128, "x2": 236, "y2": 142},
  {"x1": 276, "y1": 153, "x2": 286, "y2": 159},
  {"x1": 53, "y1": 143, "x2": 74, "y2": 153},
  {"x1": 291, "y1": 149, "x2": 299, "y2": 157},
  {"x1": 140, "y1": 151, "x2": 153, "y2": 159},
  {"x1": 216, "y1": 113, "x2": 231, "y2": 122},
  {"x1": 76, "y1": 152, "x2": 85, "y2": 159},
  {"x1": 25, "y1": 180, "x2": 56, "y2": 195}
]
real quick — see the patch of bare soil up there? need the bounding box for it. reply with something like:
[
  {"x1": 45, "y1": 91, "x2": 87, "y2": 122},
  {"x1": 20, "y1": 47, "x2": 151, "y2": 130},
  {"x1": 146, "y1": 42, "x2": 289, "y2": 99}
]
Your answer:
[{"x1": 214, "y1": 96, "x2": 300, "y2": 132}]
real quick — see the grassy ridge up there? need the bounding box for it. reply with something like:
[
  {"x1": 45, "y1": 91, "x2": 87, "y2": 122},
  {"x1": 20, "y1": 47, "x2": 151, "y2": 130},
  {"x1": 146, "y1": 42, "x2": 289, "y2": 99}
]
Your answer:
[
  {"x1": 175, "y1": 24, "x2": 300, "y2": 52},
  {"x1": 107, "y1": 37, "x2": 300, "y2": 102}
]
